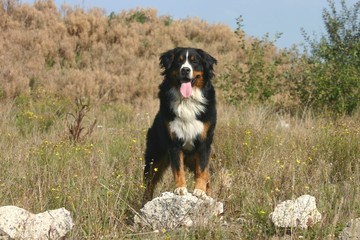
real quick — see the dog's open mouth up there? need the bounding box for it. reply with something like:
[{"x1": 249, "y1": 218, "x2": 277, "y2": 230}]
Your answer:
[
  {"x1": 180, "y1": 78, "x2": 193, "y2": 98},
  {"x1": 179, "y1": 76, "x2": 200, "y2": 98}
]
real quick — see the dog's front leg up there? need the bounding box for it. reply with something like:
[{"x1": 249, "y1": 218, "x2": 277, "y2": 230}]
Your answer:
[
  {"x1": 193, "y1": 143, "x2": 211, "y2": 199},
  {"x1": 170, "y1": 146, "x2": 188, "y2": 195}
]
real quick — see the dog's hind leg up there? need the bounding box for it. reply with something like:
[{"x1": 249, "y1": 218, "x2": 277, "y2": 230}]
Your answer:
[{"x1": 142, "y1": 155, "x2": 169, "y2": 205}]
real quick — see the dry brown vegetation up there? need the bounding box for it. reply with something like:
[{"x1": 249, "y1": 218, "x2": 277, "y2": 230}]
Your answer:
[
  {"x1": 1, "y1": 1, "x2": 360, "y2": 239},
  {"x1": 0, "y1": 0, "x2": 294, "y2": 106}
]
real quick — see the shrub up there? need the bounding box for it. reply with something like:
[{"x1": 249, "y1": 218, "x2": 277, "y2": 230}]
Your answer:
[
  {"x1": 299, "y1": 0, "x2": 360, "y2": 115},
  {"x1": 215, "y1": 16, "x2": 297, "y2": 109},
  {"x1": 0, "y1": 1, "x2": 296, "y2": 107},
  {"x1": 126, "y1": 10, "x2": 149, "y2": 24}
]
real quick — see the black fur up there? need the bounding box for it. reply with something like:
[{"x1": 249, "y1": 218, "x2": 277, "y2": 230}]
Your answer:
[{"x1": 143, "y1": 47, "x2": 217, "y2": 204}]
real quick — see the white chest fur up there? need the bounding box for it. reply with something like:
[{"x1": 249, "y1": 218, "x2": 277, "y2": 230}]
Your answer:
[{"x1": 168, "y1": 88, "x2": 207, "y2": 150}]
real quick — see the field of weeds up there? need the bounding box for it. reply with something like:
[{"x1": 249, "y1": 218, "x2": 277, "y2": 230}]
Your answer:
[
  {"x1": 1, "y1": 1, "x2": 360, "y2": 239},
  {"x1": 2, "y1": 94, "x2": 360, "y2": 239}
]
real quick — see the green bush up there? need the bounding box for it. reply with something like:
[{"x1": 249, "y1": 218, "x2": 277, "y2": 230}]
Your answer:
[
  {"x1": 299, "y1": 0, "x2": 360, "y2": 115},
  {"x1": 215, "y1": 17, "x2": 295, "y2": 108},
  {"x1": 126, "y1": 10, "x2": 149, "y2": 24}
]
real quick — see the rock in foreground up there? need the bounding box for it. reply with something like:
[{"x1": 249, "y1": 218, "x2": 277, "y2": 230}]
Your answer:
[
  {"x1": 134, "y1": 192, "x2": 223, "y2": 230},
  {"x1": 270, "y1": 194, "x2": 321, "y2": 229},
  {"x1": 0, "y1": 206, "x2": 73, "y2": 240}
]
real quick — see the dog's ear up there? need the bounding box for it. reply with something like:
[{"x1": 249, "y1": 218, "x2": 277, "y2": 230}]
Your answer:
[
  {"x1": 196, "y1": 49, "x2": 217, "y2": 78},
  {"x1": 159, "y1": 48, "x2": 177, "y2": 71}
]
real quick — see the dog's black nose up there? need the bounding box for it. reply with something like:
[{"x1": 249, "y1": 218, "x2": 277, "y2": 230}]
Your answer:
[{"x1": 181, "y1": 67, "x2": 191, "y2": 76}]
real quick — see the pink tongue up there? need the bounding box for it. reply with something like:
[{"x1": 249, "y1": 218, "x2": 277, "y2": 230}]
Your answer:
[{"x1": 180, "y1": 82, "x2": 192, "y2": 98}]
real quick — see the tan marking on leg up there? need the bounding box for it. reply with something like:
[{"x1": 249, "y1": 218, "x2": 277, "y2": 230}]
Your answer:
[
  {"x1": 172, "y1": 150, "x2": 187, "y2": 194},
  {"x1": 193, "y1": 153, "x2": 210, "y2": 193}
]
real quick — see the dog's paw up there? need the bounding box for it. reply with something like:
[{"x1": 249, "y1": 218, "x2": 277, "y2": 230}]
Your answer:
[
  {"x1": 193, "y1": 189, "x2": 209, "y2": 200},
  {"x1": 174, "y1": 187, "x2": 188, "y2": 195}
]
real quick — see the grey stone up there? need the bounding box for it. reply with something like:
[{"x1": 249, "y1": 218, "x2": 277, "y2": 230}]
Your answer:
[
  {"x1": 0, "y1": 206, "x2": 73, "y2": 240},
  {"x1": 134, "y1": 192, "x2": 223, "y2": 230},
  {"x1": 270, "y1": 194, "x2": 321, "y2": 229}
]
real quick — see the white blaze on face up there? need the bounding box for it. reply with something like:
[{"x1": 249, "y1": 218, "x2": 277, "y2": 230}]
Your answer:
[
  {"x1": 180, "y1": 50, "x2": 193, "y2": 78},
  {"x1": 179, "y1": 50, "x2": 194, "y2": 98}
]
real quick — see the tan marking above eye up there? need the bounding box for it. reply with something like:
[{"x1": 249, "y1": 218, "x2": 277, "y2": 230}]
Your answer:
[
  {"x1": 179, "y1": 55, "x2": 184, "y2": 61},
  {"x1": 190, "y1": 55, "x2": 195, "y2": 61}
]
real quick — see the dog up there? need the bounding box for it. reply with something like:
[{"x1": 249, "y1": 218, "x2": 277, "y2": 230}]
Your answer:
[{"x1": 142, "y1": 47, "x2": 217, "y2": 204}]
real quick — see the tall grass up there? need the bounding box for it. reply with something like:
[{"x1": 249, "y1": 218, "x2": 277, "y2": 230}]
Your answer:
[
  {"x1": 1, "y1": 1, "x2": 360, "y2": 239},
  {"x1": 1, "y1": 91, "x2": 360, "y2": 239}
]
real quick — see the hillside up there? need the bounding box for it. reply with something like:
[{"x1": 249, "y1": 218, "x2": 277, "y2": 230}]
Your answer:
[{"x1": 0, "y1": 0, "x2": 294, "y2": 106}]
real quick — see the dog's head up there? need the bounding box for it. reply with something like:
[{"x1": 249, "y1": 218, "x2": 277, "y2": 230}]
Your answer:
[{"x1": 159, "y1": 47, "x2": 217, "y2": 98}]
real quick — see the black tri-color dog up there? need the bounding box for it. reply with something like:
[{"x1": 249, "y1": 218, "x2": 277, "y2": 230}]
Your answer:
[{"x1": 143, "y1": 47, "x2": 217, "y2": 204}]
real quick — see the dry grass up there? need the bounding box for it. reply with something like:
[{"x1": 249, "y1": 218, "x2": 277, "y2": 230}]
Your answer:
[
  {"x1": 1, "y1": 1, "x2": 360, "y2": 239},
  {"x1": 1, "y1": 91, "x2": 360, "y2": 239}
]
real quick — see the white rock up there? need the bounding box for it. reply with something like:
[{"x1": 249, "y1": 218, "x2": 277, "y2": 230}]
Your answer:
[
  {"x1": 134, "y1": 192, "x2": 223, "y2": 230},
  {"x1": 0, "y1": 206, "x2": 73, "y2": 240},
  {"x1": 270, "y1": 194, "x2": 321, "y2": 229}
]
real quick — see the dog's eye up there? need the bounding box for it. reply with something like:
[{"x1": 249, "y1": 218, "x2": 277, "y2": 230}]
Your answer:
[{"x1": 176, "y1": 59, "x2": 183, "y2": 66}]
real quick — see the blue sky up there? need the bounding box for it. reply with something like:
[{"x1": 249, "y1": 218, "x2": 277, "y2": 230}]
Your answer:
[{"x1": 23, "y1": 0, "x2": 358, "y2": 49}]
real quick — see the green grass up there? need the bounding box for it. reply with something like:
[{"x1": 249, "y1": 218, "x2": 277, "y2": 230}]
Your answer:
[{"x1": 1, "y1": 92, "x2": 360, "y2": 239}]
